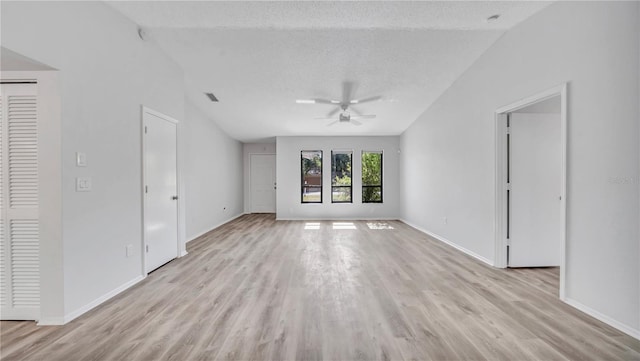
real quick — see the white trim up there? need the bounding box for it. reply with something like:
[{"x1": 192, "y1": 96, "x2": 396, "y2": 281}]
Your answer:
[
  {"x1": 278, "y1": 217, "x2": 397, "y2": 221},
  {"x1": 564, "y1": 298, "x2": 640, "y2": 340},
  {"x1": 493, "y1": 83, "x2": 568, "y2": 301},
  {"x1": 400, "y1": 219, "x2": 494, "y2": 266},
  {"x1": 495, "y1": 84, "x2": 567, "y2": 114},
  {"x1": 37, "y1": 275, "x2": 146, "y2": 326},
  {"x1": 37, "y1": 317, "x2": 65, "y2": 326},
  {"x1": 186, "y1": 212, "x2": 245, "y2": 244},
  {"x1": 142, "y1": 106, "x2": 180, "y2": 124},
  {"x1": 141, "y1": 106, "x2": 184, "y2": 276}
]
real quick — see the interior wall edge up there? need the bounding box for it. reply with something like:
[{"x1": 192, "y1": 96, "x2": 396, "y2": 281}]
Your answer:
[
  {"x1": 186, "y1": 212, "x2": 245, "y2": 244},
  {"x1": 564, "y1": 297, "x2": 640, "y2": 340},
  {"x1": 62, "y1": 275, "x2": 145, "y2": 326},
  {"x1": 400, "y1": 219, "x2": 494, "y2": 267}
]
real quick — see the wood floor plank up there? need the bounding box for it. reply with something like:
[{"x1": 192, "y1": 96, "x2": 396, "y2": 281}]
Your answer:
[{"x1": 1, "y1": 214, "x2": 638, "y2": 360}]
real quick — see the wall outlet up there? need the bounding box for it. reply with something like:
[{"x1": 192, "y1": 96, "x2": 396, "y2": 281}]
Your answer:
[
  {"x1": 125, "y1": 244, "x2": 134, "y2": 258},
  {"x1": 76, "y1": 177, "x2": 92, "y2": 192}
]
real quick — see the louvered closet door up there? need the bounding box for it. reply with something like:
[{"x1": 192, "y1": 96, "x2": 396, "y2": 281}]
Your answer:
[{"x1": 0, "y1": 83, "x2": 40, "y2": 320}]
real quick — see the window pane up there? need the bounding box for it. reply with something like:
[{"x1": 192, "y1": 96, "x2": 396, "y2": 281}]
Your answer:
[
  {"x1": 332, "y1": 151, "x2": 352, "y2": 203},
  {"x1": 362, "y1": 151, "x2": 382, "y2": 203},
  {"x1": 302, "y1": 151, "x2": 322, "y2": 203},
  {"x1": 332, "y1": 186, "x2": 352, "y2": 203},
  {"x1": 303, "y1": 187, "x2": 322, "y2": 202},
  {"x1": 363, "y1": 186, "x2": 382, "y2": 203}
]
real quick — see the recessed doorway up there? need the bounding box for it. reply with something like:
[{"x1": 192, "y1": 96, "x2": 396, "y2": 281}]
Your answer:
[{"x1": 494, "y1": 84, "x2": 567, "y2": 299}]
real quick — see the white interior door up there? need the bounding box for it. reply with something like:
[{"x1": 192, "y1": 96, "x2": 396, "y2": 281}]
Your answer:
[
  {"x1": 1, "y1": 83, "x2": 40, "y2": 320},
  {"x1": 250, "y1": 154, "x2": 276, "y2": 213},
  {"x1": 509, "y1": 113, "x2": 561, "y2": 267},
  {"x1": 143, "y1": 110, "x2": 178, "y2": 273}
]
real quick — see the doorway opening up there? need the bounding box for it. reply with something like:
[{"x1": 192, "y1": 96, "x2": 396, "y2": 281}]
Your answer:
[{"x1": 494, "y1": 84, "x2": 567, "y2": 300}]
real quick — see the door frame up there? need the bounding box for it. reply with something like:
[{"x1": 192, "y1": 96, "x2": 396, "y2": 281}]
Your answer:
[
  {"x1": 249, "y1": 153, "x2": 276, "y2": 213},
  {"x1": 140, "y1": 106, "x2": 185, "y2": 275},
  {"x1": 493, "y1": 83, "x2": 568, "y2": 300}
]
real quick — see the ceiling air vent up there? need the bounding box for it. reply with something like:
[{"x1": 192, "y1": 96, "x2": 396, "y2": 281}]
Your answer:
[{"x1": 205, "y1": 92, "x2": 219, "y2": 102}]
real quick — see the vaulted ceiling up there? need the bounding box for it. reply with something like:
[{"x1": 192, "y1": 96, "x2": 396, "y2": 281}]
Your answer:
[{"x1": 109, "y1": 1, "x2": 551, "y2": 142}]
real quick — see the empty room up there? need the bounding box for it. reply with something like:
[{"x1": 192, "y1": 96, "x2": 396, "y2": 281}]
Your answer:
[{"x1": 0, "y1": 1, "x2": 639, "y2": 360}]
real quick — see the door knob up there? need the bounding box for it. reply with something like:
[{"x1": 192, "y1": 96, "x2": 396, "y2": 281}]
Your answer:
[{"x1": 171, "y1": 195, "x2": 178, "y2": 200}]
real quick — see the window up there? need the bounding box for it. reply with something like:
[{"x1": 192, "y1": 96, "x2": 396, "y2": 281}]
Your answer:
[
  {"x1": 362, "y1": 151, "x2": 383, "y2": 203},
  {"x1": 331, "y1": 150, "x2": 352, "y2": 203},
  {"x1": 301, "y1": 150, "x2": 322, "y2": 203}
]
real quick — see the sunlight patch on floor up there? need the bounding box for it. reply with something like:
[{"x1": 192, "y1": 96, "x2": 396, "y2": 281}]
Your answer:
[
  {"x1": 304, "y1": 222, "x2": 321, "y2": 230},
  {"x1": 366, "y1": 222, "x2": 394, "y2": 230},
  {"x1": 333, "y1": 222, "x2": 357, "y2": 230}
]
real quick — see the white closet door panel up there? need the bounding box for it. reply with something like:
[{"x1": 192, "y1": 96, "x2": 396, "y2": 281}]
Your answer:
[
  {"x1": 10, "y1": 220, "x2": 39, "y2": 307},
  {"x1": 0, "y1": 96, "x2": 3, "y2": 213},
  {"x1": 0, "y1": 93, "x2": 6, "y2": 309},
  {"x1": 8, "y1": 95, "x2": 38, "y2": 209},
  {"x1": 0, "y1": 221, "x2": 6, "y2": 308},
  {"x1": 1, "y1": 83, "x2": 39, "y2": 320}
]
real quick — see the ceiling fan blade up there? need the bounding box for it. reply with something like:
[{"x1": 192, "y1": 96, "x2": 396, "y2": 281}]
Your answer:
[
  {"x1": 350, "y1": 119, "x2": 363, "y2": 126},
  {"x1": 315, "y1": 98, "x2": 341, "y2": 104},
  {"x1": 297, "y1": 98, "x2": 339, "y2": 104},
  {"x1": 350, "y1": 114, "x2": 376, "y2": 120},
  {"x1": 351, "y1": 96, "x2": 382, "y2": 104},
  {"x1": 314, "y1": 116, "x2": 334, "y2": 120},
  {"x1": 327, "y1": 120, "x2": 339, "y2": 127},
  {"x1": 349, "y1": 106, "x2": 362, "y2": 116},
  {"x1": 327, "y1": 107, "x2": 341, "y2": 117}
]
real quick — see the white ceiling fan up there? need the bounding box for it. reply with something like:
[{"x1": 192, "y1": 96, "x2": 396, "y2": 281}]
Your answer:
[{"x1": 296, "y1": 82, "x2": 382, "y2": 126}]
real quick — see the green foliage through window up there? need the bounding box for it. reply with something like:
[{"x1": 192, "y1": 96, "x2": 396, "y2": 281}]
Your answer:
[
  {"x1": 332, "y1": 151, "x2": 352, "y2": 203},
  {"x1": 362, "y1": 151, "x2": 382, "y2": 203},
  {"x1": 301, "y1": 151, "x2": 322, "y2": 203}
]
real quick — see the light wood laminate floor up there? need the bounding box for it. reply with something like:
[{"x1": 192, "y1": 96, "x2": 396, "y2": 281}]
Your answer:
[{"x1": 1, "y1": 214, "x2": 639, "y2": 360}]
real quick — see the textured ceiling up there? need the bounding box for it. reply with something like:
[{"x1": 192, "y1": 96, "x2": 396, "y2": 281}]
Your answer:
[
  {"x1": 111, "y1": 1, "x2": 551, "y2": 30},
  {"x1": 109, "y1": 1, "x2": 552, "y2": 142}
]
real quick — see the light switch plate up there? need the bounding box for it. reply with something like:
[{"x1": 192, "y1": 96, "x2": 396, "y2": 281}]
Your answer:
[
  {"x1": 76, "y1": 152, "x2": 87, "y2": 167},
  {"x1": 76, "y1": 177, "x2": 92, "y2": 192}
]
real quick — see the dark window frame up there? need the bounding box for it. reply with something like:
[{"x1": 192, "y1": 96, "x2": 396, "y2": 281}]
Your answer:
[
  {"x1": 331, "y1": 150, "x2": 353, "y2": 204},
  {"x1": 362, "y1": 151, "x2": 383, "y2": 203},
  {"x1": 301, "y1": 150, "x2": 323, "y2": 204}
]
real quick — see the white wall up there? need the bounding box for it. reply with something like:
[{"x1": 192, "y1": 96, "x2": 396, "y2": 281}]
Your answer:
[
  {"x1": 401, "y1": 1, "x2": 639, "y2": 336},
  {"x1": 184, "y1": 102, "x2": 243, "y2": 241},
  {"x1": 2, "y1": 1, "x2": 185, "y2": 321},
  {"x1": 277, "y1": 136, "x2": 400, "y2": 220},
  {"x1": 243, "y1": 143, "x2": 277, "y2": 213}
]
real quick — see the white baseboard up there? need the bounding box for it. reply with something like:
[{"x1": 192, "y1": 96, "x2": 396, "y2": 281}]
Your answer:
[
  {"x1": 275, "y1": 217, "x2": 398, "y2": 221},
  {"x1": 61, "y1": 275, "x2": 146, "y2": 325},
  {"x1": 400, "y1": 219, "x2": 494, "y2": 267},
  {"x1": 36, "y1": 316, "x2": 65, "y2": 326},
  {"x1": 186, "y1": 212, "x2": 245, "y2": 244},
  {"x1": 564, "y1": 297, "x2": 640, "y2": 340}
]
